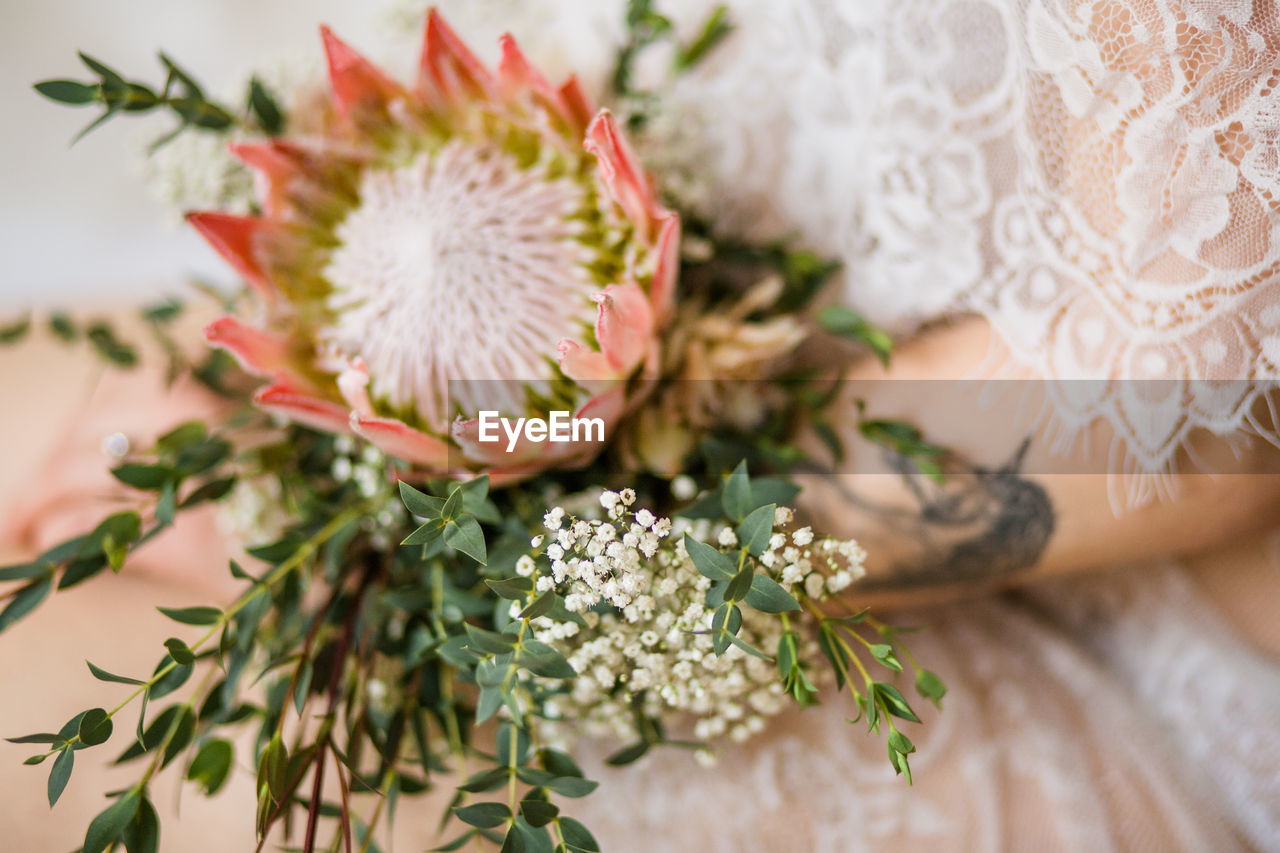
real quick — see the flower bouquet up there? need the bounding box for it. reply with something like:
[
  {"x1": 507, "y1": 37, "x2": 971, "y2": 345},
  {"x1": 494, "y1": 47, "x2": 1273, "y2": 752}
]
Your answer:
[{"x1": 3, "y1": 5, "x2": 944, "y2": 851}]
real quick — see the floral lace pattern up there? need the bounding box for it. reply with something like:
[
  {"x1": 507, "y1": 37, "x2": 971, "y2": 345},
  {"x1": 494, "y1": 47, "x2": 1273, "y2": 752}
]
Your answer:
[{"x1": 640, "y1": 0, "x2": 1280, "y2": 477}]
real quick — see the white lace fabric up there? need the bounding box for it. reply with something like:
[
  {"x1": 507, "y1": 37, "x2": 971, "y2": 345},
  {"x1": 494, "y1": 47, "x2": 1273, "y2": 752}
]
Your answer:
[{"x1": 635, "y1": 0, "x2": 1280, "y2": 477}]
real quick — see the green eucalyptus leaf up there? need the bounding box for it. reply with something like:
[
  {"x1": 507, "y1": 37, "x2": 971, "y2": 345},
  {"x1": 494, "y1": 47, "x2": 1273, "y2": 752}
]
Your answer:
[
  {"x1": 163, "y1": 638, "x2": 195, "y2": 666},
  {"x1": 743, "y1": 574, "x2": 800, "y2": 613},
  {"x1": 444, "y1": 515, "x2": 487, "y2": 564},
  {"x1": 6, "y1": 732, "x2": 60, "y2": 745},
  {"x1": 0, "y1": 561, "x2": 51, "y2": 582},
  {"x1": 399, "y1": 481, "x2": 444, "y2": 519},
  {"x1": 888, "y1": 730, "x2": 915, "y2": 755},
  {"x1": 78, "y1": 708, "x2": 113, "y2": 746},
  {"x1": 458, "y1": 766, "x2": 510, "y2": 794},
  {"x1": 476, "y1": 685, "x2": 504, "y2": 724},
  {"x1": 453, "y1": 801, "x2": 510, "y2": 829},
  {"x1": 721, "y1": 460, "x2": 751, "y2": 520},
  {"x1": 246, "y1": 77, "x2": 283, "y2": 134},
  {"x1": 36, "y1": 79, "x2": 100, "y2": 104},
  {"x1": 110, "y1": 464, "x2": 174, "y2": 490},
  {"x1": 682, "y1": 535, "x2": 735, "y2": 581},
  {"x1": 121, "y1": 796, "x2": 159, "y2": 853},
  {"x1": 725, "y1": 632, "x2": 772, "y2": 661},
  {"x1": 463, "y1": 624, "x2": 517, "y2": 655},
  {"x1": 486, "y1": 576, "x2": 534, "y2": 600},
  {"x1": 539, "y1": 748, "x2": 584, "y2": 779},
  {"x1": 915, "y1": 669, "x2": 947, "y2": 707},
  {"x1": 157, "y1": 606, "x2": 221, "y2": 626},
  {"x1": 543, "y1": 776, "x2": 597, "y2": 798},
  {"x1": 441, "y1": 484, "x2": 464, "y2": 519},
  {"x1": 83, "y1": 788, "x2": 141, "y2": 853},
  {"x1": 736, "y1": 504, "x2": 775, "y2": 557},
  {"x1": 519, "y1": 591, "x2": 555, "y2": 620},
  {"x1": 0, "y1": 575, "x2": 53, "y2": 633},
  {"x1": 47, "y1": 747, "x2": 74, "y2": 806},
  {"x1": 516, "y1": 640, "x2": 576, "y2": 679},
  {"x1": 403, "y1": 518, "x2": 445, "y2": 546},
  {"x1": 186, "y1": 738, "x2": 233, "y2": 795},
  {"x1": 558, "y1": 816, "x2": 601, "y2": 852},
  {"x1": 603, "y1": 741, "x2": 648, "y2": 766},
  {"x1": 519, "y1": 799, "x2": 558, "y2": 828},
  {"x1": 873, "y1": 682, "x2": 921, "y2": 723},
  {"x1": 817, "y1": 304, "x2": 893, "y2": 366},
  {"x1": 180, "y1": 476, "x2": 236, "y2": 511},
  {"x1": 869, "y1": 643, "x2": 903, "y2": 672}
]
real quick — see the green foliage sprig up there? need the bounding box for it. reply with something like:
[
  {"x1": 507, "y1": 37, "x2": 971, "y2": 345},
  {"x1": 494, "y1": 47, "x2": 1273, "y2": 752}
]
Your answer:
[
  {"x1": 612, "y1": 0, "x2": 732, "y2": 127},
  {"x1": 34, "y1": 52, "x2": 283, "y2": 148}
]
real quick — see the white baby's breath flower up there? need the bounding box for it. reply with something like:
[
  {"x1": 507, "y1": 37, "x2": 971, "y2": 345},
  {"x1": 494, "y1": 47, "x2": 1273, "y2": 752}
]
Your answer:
[
  {"x1": 671, "y1": 475, "x2": 697, "y2": 501},
  {"x1": 100, "y1": 432, "x2": 130, "y2": 459}
]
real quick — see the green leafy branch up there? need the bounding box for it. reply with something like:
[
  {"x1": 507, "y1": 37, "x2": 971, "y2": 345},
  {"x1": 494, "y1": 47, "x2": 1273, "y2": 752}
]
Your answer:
[
  {"x1": 34, "y1": 51, "x2": 283, "y2": 147},
  {"x1": 0, "y1": 421, "x2": 236, "y2": 636},
  {"x1": 399, "y1": 476, "x2": 603, "y2": 853},
  {"x1": 807, "y1": 601, "x2": 944, "y2": 784},
  {"x1": 612, "y1": 0, "x2": 732, "y2": 108},
  {"x1": 856, "y1": 400, "x2": 949, "y2": 483}
]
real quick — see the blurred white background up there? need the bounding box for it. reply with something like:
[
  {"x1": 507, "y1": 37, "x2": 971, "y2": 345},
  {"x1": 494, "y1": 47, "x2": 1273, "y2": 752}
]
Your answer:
[{"x1": 0, "y1": 0, "x2": 412, "y2": 310}]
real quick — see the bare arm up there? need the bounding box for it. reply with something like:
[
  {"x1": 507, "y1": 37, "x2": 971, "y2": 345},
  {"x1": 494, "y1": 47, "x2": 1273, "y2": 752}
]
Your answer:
[{"x1": 796, "y1": 316, "x2": 1280, "y2": 609}]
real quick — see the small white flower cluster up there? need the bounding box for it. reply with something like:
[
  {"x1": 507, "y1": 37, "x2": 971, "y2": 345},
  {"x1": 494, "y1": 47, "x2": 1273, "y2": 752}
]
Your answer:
[
  {"x1": 530, "y1": 489, "x2": 672, "y2": 615},
  {"x1": 525, "y1": 494, "x2": 867, "y2": 755},
  {"x1": 218, "y1": 436, "x2": 406, "y2": 550},
  {"x1": 217, "y1": 474, "x2": 293, "y2": 547},
  {"x1": 144, "y1": 130, "x2": 255, "y2": 220},
  {"x1": 330, "y1": 436, "x2": 407, "y2": 551}
]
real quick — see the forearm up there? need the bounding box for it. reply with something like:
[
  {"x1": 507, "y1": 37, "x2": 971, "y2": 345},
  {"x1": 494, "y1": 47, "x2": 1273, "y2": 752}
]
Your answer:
[{"x1": 796, "y1": 316, "x2": 1280, "y2": 608}]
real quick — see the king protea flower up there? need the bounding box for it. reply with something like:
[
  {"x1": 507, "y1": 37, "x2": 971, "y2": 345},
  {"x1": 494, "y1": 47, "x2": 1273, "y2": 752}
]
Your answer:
[{"x1": 195, "y1": 10, "x2": 678, "y2": 482}]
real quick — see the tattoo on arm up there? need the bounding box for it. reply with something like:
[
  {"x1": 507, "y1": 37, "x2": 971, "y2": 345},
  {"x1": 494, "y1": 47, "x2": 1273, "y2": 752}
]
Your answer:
[{"x1": 820, "y1": 438, "x2": 1055, "y2": 590}]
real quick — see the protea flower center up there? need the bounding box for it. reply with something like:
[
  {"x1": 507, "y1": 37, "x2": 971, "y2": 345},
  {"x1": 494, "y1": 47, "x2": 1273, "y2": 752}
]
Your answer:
[{"x1": 320, "y1": 141, "x2": 599, "y2": 430}]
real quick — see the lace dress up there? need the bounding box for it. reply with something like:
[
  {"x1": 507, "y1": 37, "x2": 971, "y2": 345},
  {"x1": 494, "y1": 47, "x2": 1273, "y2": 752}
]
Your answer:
[{"x1": 425, "y1": 0, "x2": 1280, "y2": 849}]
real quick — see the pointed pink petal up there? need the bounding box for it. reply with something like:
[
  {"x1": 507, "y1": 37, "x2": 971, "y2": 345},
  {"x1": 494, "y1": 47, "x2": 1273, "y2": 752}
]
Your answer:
[
  {"x1": 557, "y1": 339, "x2": 620, "y2": 390},
  {"x1": 594, "y1": 283, "x2": 654, "y2": 373},
  {"x1": 203, "y1": 316, "x2": 290, "y2": 377},
  {"x1": 186, "y1": 212, "x2": 275, "y2": 300},
  {"x1": 649, "y1": 212, "x2": 680, "y2": 320},
  {"x1": 337, "y1": 359, "x2": 373, "y2": 415},
  {"x1": 497, "y1": 34, "x2": 573, "y2": 119},
  {"x1": 254, "y1": 382, "x2": 352, "y2": 434},
  {"x1": 558, "y1": 75, "x2": 594, "y2": 132},
  {"x1": 584, "y1": 110, "x2": 660, "y2": 240},
  {"x1": 228, "y1": 141, "x2": 305, "y2": 216},
  {"x1": 351, "y1": 413, "x2": 450, "y2": 469},
  {"x1": 418, "y1": 9, "x2": 494, "y2": 104},
  {"x1": 321, "y1": 25, "x2": 401, "y2": 117}
]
